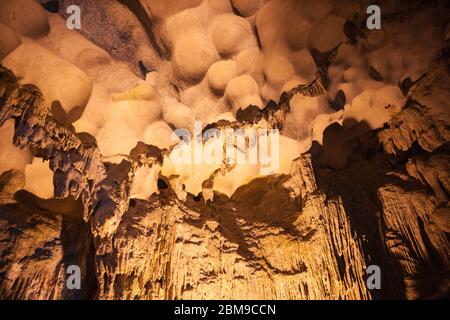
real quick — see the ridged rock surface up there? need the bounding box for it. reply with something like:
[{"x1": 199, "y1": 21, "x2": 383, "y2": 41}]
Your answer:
[
  {"x1": 1, "y1": 60, "x2": 448, "y2": 299},
  {"x1": 0, "y1": 0, "x2": 449, "y2": 300}
]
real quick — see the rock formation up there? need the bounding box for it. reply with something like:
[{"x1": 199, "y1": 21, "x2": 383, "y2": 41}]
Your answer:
[{"x1": 0, "y1": 0, "x2": 449, "y2": 300}]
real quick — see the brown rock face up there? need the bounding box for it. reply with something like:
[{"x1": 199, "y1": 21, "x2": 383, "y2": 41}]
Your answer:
[
  {"x1": 0, "y1": 0, "x2": 449, "y2": 300},
  {"x1": 92, "y1": 156, "x2": 369, "y2": 300},
  {"x1": 1, "y1": 58, "x2": 448, "y2": 299},
  {"x1": 0, "y1": 201, "x2": 96, "y2": 299}
]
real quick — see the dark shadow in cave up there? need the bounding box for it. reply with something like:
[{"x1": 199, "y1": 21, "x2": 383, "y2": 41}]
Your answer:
[
  {"x1": 170, "y1": 174, "x2": 304, "y2": 273},
  {"x1": 312, "y1": 117, "x2": 449, "y2": 299},
  {"x1": 50, "y1": 100, "x2": 85, "y2": 128},
  {"x1": 60, "y1": 215, "x2": 98, "y2": 300},
  {"x1": 12, "y1": 190, "x2": 99, "y2": 299},
  {"x1": 13, "y1": 190, "x2": 83, "y2": 219}
]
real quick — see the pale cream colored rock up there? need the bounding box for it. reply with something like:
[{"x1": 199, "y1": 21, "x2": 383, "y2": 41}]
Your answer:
[
  {"x1": 2, "y1": 41, "x2": 93, "y2": 125},
  {"x1": 235, "y1": 47, "x2": 264, "y2": 80},
  {"x1": 143, "y1": 121, "x2": 177, "y2": 150},
  {"x1": 130, "y1": 165, "x2": 161, "y2": 199},
  {"x1": 207, "y1": 60, "x2": 238, "y2": 93},
  {"x1": 162, "y1": 98, "x2": 196, "y2": 132},
  {"x1": 24, "y1": 159, "x2": 54, "y2": 200},
  {"x1": 291, "y1": 49, "x2": 317, "y2": 82},
  {"x1": 0, "y1": 23, "x2": 21, "y2": 61},
  {"x1": 211, "y1": 14, "x2": 256, "y2": 56},
  {"x1": 112, "y1": 82, "x2": 159, "y2": 102},
  {"x1": 225, "y1": 75, "x2": 262, "y2": 111},
  {"x1": 139, "y1": 0, "x2": 203, "y2": 20},
  {"x1": 173, "y1": 32, "x2": 219, "y2": 82},
  {"x1": 263, "y1": 54, "x2": 296, "y2": 88},
  {"x1": 0, "y1": 120, "x2": 31, "y2": 174},
  {"x1": 230, "y1": 0, "x2": 265, "y2": 17},
  {"x1": 0, "y1": 0, "x2": 49, "y2": 39}
]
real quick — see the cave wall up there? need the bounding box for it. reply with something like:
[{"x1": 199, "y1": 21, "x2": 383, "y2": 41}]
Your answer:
[{"x1": 0, "y1": 0, "x2": 449, "y2": 300}]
